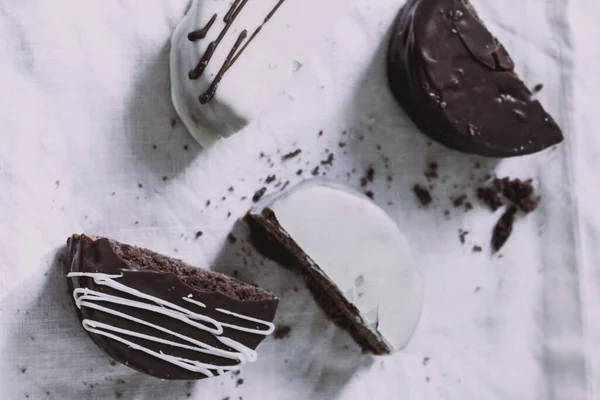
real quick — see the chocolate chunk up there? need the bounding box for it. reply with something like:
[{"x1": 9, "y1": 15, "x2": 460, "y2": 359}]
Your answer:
[{"x1": 492, "y1": 206, "x2": 518, "y2": 252}]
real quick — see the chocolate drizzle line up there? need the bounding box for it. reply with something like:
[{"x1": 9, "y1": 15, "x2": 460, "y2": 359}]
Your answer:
[
  {"x1": 188, "y1": 13, "x2": 217, "y2": 41},
  {"x1": 188, "y1": 0, "x2": 287, "y2": 104},
  {"x1": 200, "y1": 30, "x2": 248, "y2": 104}
]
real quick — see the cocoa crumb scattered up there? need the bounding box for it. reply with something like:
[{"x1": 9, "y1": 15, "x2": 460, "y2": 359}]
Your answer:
[
  {"x1": 339, "y1": 142, "x2": 346, "y2": 148},
  {"x1": 473, "y1": 245, "x2": 482, "y2": 253},
  {"x1": 360, "y1": 167, "x2": 375, "y2": 187},
  {"x1": 252, "y1": 187, "x2": 267, "y2": 203},
  {"x1": 413, "y1": 184, "x2": 432, "y2": 206},
  {"x1": 311, "y1": 166, "x2": 320, "y2": 176},
  {"x1": 227, "y1": 234, "x2": 237, "y2": 244},
  {"x1": 477, "y1": 187, "x2": 505, "y2": 211},
  {"x1": 183, "y1": 145, "x2": 189, "y2": 151},
  {"x1": 492, "y1": 206, "x2": 518, "y2": 252},
  {"x1": 296, "y1": 169, "x2": 303, "y2": 175},
  {"x1": 236, "y1": 379, "x2": 244, "y2": 387},
  {"x1": 318, "y1": 130, "x2": 323, "y2": 136},
  {"x1": 365, "y1": 191, "x2": 374, "y2": 199},
  {"x1": 282, "y1": 149, "x2": 302, "y2": 160},
  {"x1": 274, "y1": 325, "x2": 292, "y2": 340},
  {"x1": 494, "y1": 178, "x2": 538, "y2": 212},
  {"x1": 265, "y1": 175, "x2": 276, "y2": 184},
  {"x1": 321, "y1": 154, "x2": 334, "y2": 166},
  {"x1": 453, "y1": 194, "x2": 467, "y2": 208},
  {"x1": 386, "y1": 175, "x2": 393, "y2": 183},
  {"x1": 228, "y1": 186, "x2": 234, "y2": 192},
  {"x1": 459, "y1": 229, "x2": 469, "y2": 244},
  {"x1": 170, "y1": 118, "x2": 177, "y2": 127},
  {"x1": 206, "y1": 200, "x2": 211, "y2": 207},
  {"x1": 532, "y1": 83, "x2": 544, "y2": 93}
]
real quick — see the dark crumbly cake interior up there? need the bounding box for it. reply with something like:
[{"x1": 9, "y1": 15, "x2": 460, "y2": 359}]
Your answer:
[
  {"x1": 244, "y1": 209, "x2": 390, "y2": 355},
  {"x1": 107, "y1": 239, "x2": 275, "y2": 302}
]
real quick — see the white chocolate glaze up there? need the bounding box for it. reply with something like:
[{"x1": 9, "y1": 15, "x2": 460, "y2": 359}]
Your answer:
[
  {"x1": 261, "y1": 180, "x2": 424, "y2": 351},
  {"x1": 170, "y1": 0, "x2": 346, "y2": 147},
  {"x1": 67, "y1": 272, "x2": 275, "y2": 377}
]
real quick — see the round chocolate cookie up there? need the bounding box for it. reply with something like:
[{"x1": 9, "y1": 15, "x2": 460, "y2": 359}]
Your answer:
[
  {"x1": 387, "y1": 0, "x2": 563, "y2": 157},
  {"x1": 65, "y1": 234, "x2": 278, "y2": 380}
]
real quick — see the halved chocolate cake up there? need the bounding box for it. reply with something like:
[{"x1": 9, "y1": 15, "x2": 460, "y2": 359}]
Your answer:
[
  {"x1": 387, "y1": 0, "x2": 563, "y2": 157},
  {"x1": 65, "y1": 234, "x2": 278, "y2": 380},
  {"x1": 245, "y1": 180, "x2": 424, "y2": 355}
]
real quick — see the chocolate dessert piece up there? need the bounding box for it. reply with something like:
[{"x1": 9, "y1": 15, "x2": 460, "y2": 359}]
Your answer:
[
  {"x1": 387, "y1": 0, "x2": 563, "y2": 157},
  {"x1": 245, "y1": 181, "x2": 423, "y2": 355},
  {"x1": 65, "y1": 234, "x2": 278, "y2": 380}
]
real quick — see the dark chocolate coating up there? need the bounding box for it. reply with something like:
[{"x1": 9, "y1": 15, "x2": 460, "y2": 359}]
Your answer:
[
  {"x1": 65, "y1": 235, "x2": 278, "y2": 380},
  {"x1": 387, "y1": 0, "x2": 563, "y2": 157}
]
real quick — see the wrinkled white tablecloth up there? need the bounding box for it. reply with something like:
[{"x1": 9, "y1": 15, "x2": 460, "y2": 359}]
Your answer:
[{"x1": 0, "y1": 0, "x2": 598, "y2": 399}]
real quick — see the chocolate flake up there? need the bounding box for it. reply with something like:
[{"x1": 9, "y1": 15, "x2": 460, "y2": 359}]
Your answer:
[
  {"x1": 265, "y1": 175, "x2": 276, "y2": 184},
  {"x1": 492, "y1": 206, "x2": 518, "y2": 252},
  {"x1": 252, "y1": 187, "x2": 267, "y2": 202},
  {"x1": 282, "y1": 149, "x2": 302, "y2": 160}
]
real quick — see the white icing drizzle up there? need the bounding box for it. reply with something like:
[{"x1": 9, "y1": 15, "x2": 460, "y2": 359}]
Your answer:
[{"x1": 67, "y1": 272, "x2": 275, "y2": 377}]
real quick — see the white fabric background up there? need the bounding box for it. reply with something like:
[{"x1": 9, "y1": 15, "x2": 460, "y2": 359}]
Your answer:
[{"x1": 0, "y1": 0, "x2": 597, "y2": 399}]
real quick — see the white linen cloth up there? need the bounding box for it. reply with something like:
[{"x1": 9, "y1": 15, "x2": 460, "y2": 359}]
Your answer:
[{"x1": 0, "y1": 0, "x2": 598, "y2": 399}]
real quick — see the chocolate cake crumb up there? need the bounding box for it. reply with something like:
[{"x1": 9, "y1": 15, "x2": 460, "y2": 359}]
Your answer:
[
  {"x1": 492, "y1": 206, "x2": 518, "y2": 252},
  {"x1": 296, "y1": 169, "x2": 303, "y2": 175},
  {"x1": 386, "y1": 175, "x2": 393, "y2": 183},
  {"x1": 162, "y1": 176, "x2": 168, "y2": 182},
  {"x1": 274, "y1": 325, "x2": 292, "y2": 339},
  {"x1": 311, "y1": 166, "x2": 320, "y2": 176},
  {"x1": 236, "y1": 378, "x2": 244, "y2": 387},
  {"x1": 318, "y1": 130, "x2": 323, "y2": 136},
  {"x1": 266, "y1": 175, "x2": 276, "y2": 184},
  {"x1": 459, "y1": 229, "x2": 469, "y2": 244},
  {"x1": 494, "y1": 178, "x2": 538, "y2": 212},
  {"x1": 110, "y1": 361, "x2": 117, "y2": 366},
  {"x1": 137, "y1": 183, "x2": 143, "y2": 189},
  {"x1": 339, "y1": 142, "x2": 346, "y2": 148},
  {"x1": 413, "y1": 184, "x2": 432, "y2": 206},
  {"x1": 227, "y1": 234, "x2": 237, "y2": 244},
  {"x1": 228, "y1": 186, "x2": 234, "y2": 192},
  {"x1": 365, "y1": 191, "x2": 374, "y2": 199},
  {"x1": 321, "y1": 154, "x2": 334, "y2": 166},
  {"x1": 252, "y1": 187, "x2": 267, "y2": 203},
  {"x1": 360, "y1": 167, "x2": 375, "y2": 187},
  {"x1": 170, "y1": 118, "x2": 177, "y2": 127},
  {"x1": 423, "y1": 357, "x2": 430, "y2": 366},
  {"x1": 20, "y1": 367, "x2": 26, "y2": 373},
  {"x1": 465, "y1": 202, "x2": 473, "y2": 211},
  {"x1": 473, "y1": 245, "x2": 482, "y2": 253},
  {"x1": 474, "y1": 161, "x2": 481, "y2": 169},
  {"x1": 183, "y1": 145, "x2": 189, "y2": 151},
  {"x1": 477, "y1": 187, "x2": 505, "y2": 211},
  {"x1": 444, "y1": 210, "x2": 450, "y2": 216},
  {"x1": 282, "y1": 149, "x2": 302, "y2": 160},
  {"x1": 152, "y1": 144, "x2": 157, "y2": 150},
  {"x1": 115, "y1": 391, "x2": 123, "y2": 399},
  {"x1": 453, "y1": 195, "x2": 467, "y2": 208},
  {"x1": 532, "y1": 83, "x2": 544, "y2": 93}
]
